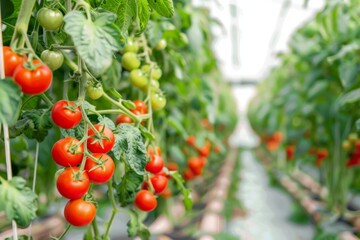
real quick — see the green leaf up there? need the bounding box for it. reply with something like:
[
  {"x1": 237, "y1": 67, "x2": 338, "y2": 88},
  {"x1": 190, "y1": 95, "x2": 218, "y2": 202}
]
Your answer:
[
  {"x1": 115, "y1": 170, "x2": 143, "y2": 207},
  {"x1": 102, "y1": 0, "x2": 137, "y2": 37},
  {"x1": 338, "y1": 61, "x2": 360, "y2": 89},
  {"x1": 170, "y1": 171, "x2": 192, "y2": 211},
  {"x1": 113, "y1": 124, "x2": 148, "y2": 175},
  {"x1": 339, "y1": 89, "x2": 360, "y2": 106},
  {"x1": 1, "y1": 0, "x2": 14, "y2": 19},
  {"x1": 10, "y1": 109, "x2": 53, "y2": 142},
  {"x1": 137, "y1": 0, "x2": 150, "y2": 32},
  {"x1": 166, "y1": 117, "x2": 187, "y2": 139},
  {"x1": 98, "y1": 116, "x2": 115, "y2": 130},
  {"x1": 0, "y1": 79, "x2": 22, "y2": 125},
  {"x1": 307, "y1": 81, "x2": 328, "y2": 100},
  {"x1": 63, "y1": 11, "x2": 121, "y2": 74},
  {"x1": 138, "y1": 125, "x2": 155, "y2": 141},
  {"x1": 0, "y1": 177, "x2": 37, "y2": 227},
  {"x1": 148, "y1": 0, "x2": 174, "y2": 18},
  {"x1": 127, "y1": 209, "x2": 150, "y2": 239}
]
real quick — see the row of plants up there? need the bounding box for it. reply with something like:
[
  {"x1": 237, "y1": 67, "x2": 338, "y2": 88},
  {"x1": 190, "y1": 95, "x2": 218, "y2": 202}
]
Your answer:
[
  {"x1": 248, "y1": 0, "x2": 360, "y2": 237},
  {"x1": 0, "y1": 0, "x2": 237, "y2": 239}
]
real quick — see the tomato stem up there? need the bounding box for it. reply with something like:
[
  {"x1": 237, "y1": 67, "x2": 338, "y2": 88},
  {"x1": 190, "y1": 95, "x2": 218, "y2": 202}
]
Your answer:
[
  {"x1": 55, "y1": 224, "x2": 72, "y2": 240},
  {"x1": 41, "y1": 93, "x2": 54, "y2": 106},
  {"x1": 91, "y1": 218, "x2": 101, "y2": 238},
  {"x1": 103, "y1": 181, "x2": 118, "y2": 238}
]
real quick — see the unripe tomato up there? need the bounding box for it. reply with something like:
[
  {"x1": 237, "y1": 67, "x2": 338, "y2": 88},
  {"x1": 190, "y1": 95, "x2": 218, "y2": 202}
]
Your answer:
[
  {"x1": 13, "y1": 60, "x2": 52, "y2": 95},
  {"x1": 3, "y1": 46, "x2": 24, "y2": 77},
  {"x1": 37, "y1": 8, "x2": 63, "y2": 30},
  {"x1": 151, "y1": 91, "x2": 166, "y2": 111},
  {"x1": 145, "y1": 154, "x2": 164, "y2": 174},
  {"x1": 348, "y1": 133, "x2": 358, "y2": 143},
  {"x1": 123, "y1": 38, "x2": 139, "y2": 53},
  {"x1": 134, "y1": 190, "x2": 157, "y2": 212},
  {"x1": 56, "y1": 167, "x2": 90, "y2": 199},
  {"x1": 51, "y1": 100, "x2": 82, "y2": 129},
  {"x1": 64, "y1": 199, "x2": 96, "y2": 227},
  {"x1": 85, "y1": 153, "x2": 115, "y2": 184},
  {"x1": 141, "y1": 65, "x2": 162, "y2": 80},
  {"x1": 130, "y1": 69, "x2": 148, "y2": 88},
  {"x1": 86, "y1": 84, "x2": 103, "y2": 100},
  {"x1": 155, "y1": 39, "x2": 167, "y2": 50},
  {"x1": 121, "y1": 52, "x2": 140, "y2": 71},
  {"x1": 141, "y1": 79, "x2": 160, "y2": 93},
  {"x1": 41, "y1": 50, "x2": 64, "y2": 71},
  {"x1": 87, "y1": 124, "x2": 115, "y2": 153},
  {"x1": 159, "y1": 188, "x2": 172, "y2": 199},
  {"x1": 342, "y1": 140, "x2": 351, "y2": 150},
  {"x1": 51, "y1": 137, "x2": 83, "y2": 167}
]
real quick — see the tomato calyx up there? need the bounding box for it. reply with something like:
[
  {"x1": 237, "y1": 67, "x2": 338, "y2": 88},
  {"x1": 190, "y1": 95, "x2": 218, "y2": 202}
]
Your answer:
[
  {"x1": 88, "y1": 125, "x2": 110, "y2": 149},
  {"x1": 86, "y1": 154, "x2": 109, "y2": 172}
]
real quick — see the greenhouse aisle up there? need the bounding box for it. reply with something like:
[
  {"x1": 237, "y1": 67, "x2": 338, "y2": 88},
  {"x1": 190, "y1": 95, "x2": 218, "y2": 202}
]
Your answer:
[{"x1": 227, "y1": 150, "x2": 315, "y2": 240}]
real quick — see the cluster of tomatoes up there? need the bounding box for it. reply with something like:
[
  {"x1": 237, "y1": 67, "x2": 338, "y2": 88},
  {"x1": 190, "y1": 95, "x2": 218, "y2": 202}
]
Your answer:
[
  {"x1": 51, "y1": 100, "x2": 116, "y2": 227},
  {"x1": 262, "y1": 132, "x2": 283, "y2": 152},
  {"x1": 120, "y1": 38, "x2": 167, "y2": 111},
  {"x1": 116, "y1": 100, "x2": 147, "y2": 124},
  {"x1": 3, "y1": 46, "x2": 53, "y2": 95},
  {"x1": 342, "y1": 133, "x2": 360, "y2": 167},
  {"x1": 182, "y1": 136, "x2": 213, "y2": 181}
]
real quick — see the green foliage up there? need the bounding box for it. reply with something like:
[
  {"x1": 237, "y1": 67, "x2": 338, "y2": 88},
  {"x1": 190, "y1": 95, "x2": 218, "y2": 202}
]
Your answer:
[
  {"x1": 170, "y1": 171, "x2": 193, "y2": 211},
  {"x1": 0, "y1": 79, "x2": 22, "y2": 125},
  {"x1": 0, "y1": 177, "x2": 37, "y2": 228},
  {"x1": 127, "y1": 209, "x2": 150, "y2": 240},
  {"x1": 115, "y1": 169, "x2": 143, "y2": 207}
]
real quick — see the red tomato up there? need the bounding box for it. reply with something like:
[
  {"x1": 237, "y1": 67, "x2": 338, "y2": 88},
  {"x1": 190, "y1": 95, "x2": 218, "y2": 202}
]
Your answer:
[
  {"x1": 85, "y1": 153, "x2": 115, "y2": 184},
  {"x1": 134, "y1": 190, "x2": 157, "y2": 212},
  {"x1": 51, "y1": 100, "x2": 82, "y2": 129},
  {"x1": 133, "y1": 100, "x2": 147, "y2": 114},
  {"x1": 316, "y1": 149, "x2": 328, "y2": 161},
  {"x1": 188, "y1": 158, "x2": 203, "y2": 175},
  {"x1": 145, "y1": 154, "x2": 164, "y2": 174},
  {"x1": 13, "y1": 59, "x2": 52, "y2": 94},
  {"x1": 149, "y1": 173, "x2": 168, "y2": 194},
  {"x1": 286, "y1": 145, "x2": 295, "y2": 161},
  {"x1": 51, "y1": 137, "x2": 84, "y2": 167},
  {"x1": 3, "y1": 46, "x2": 24, "y2": 77},
  {"x1": 183, "y1": 168, "x2": 195, "y2": 180},
  {"x1": 167, "y1": 162, "x2": 179, "y2": 171},
  {"x1": 116, "y1": 114, "x2": 132, "y2": 125},
  {"x1": 186, "y1": 136, "x2": 196, "y2": 146},
  {"x1": 64, "y1": 199, "x2": 96, "y2": 227},
  {"x1": 56, "y1": 167, "x2": 90, "y2": 199},
  {"x1": 87, "y1": 124, "x2": 115, "y2": 153},
  {"x1": 159, "y1": 188, "x2": 172, "y2": 199}
]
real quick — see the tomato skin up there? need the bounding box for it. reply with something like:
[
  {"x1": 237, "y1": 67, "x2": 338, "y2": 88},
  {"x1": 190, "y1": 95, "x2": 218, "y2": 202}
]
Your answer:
[
  {"x1": 188, "y1": 158, "x2": 203, "y2": 175},
  {"x1": 133, "y1": 100, "x2": 147, "y2": 114},
  {"x1": 121, "y1": 52, "x2": 140, "y2": 71},
  {"x1": 134, "y1": 190, "x2": 157, "y2": 212},
  {"x1": 37, "y1": 8, "x2": 63, "y2": 30},
  {"x1": 13, "y1": 60, "x2": 52, "y2": 95},
  {"x1": 116, "y1": 114, "x2": 132, "y2": 125},
  {"x1": 151, "y1": 91, "x2": 166, "y2": 111},
  {"x1": 123, "y1": 38, "x2": 139, "y2": 53},
  {"x1": 87, "y1": 124, "x2": 115, "y2": 153},
  {"x1": 3, "y1": 46, "x2": 24, "y2": 77},
  {"x1": 52, "y1": 137, "x2": 83, "y2": 167},
  {"x1": 183, "y1": 168, "x2": 195, "y2": 180},
  {"x1": 86, "y1": 84, "x2": 103, "y2": 100},
  {"x1": 85, "y1": 153, "x2": 115, "y2": 184},
  {"x1": 155, "y1": 39, "x2": 167, "y2": 51},
  {"x1": 286, "y1": 145, "x2": 295, "y2": 161},
  {"x1": 56, "y1": 167, "x2": 90, "y2": 199},
  {"x1": 51, "y1": 100, "x2": 82, "y2": 129},
  {"x1": 41, "y1": 50, "x2": 64, "y2": 71},
  {"x1": 145, "y1": 155, "x2": 164, "y2": 174},
  {"x1": 141, "y1": 65, "x2": 162, "y2": 80},
  {"x1": 150, "y1": 174, "x2": 168, "y2": 194},
  {"x1": 64, "y1": 199, "x2": 96, "y2": 227},
  {"x1": 167, "y1": 162, "x2": 178, "y2": 171},
  {"x1": 186, "y1": 136, "x2": 196, "y2": 146},
  {"x1": 130, "y1": 69, "x2": 148, "y2": 88}
]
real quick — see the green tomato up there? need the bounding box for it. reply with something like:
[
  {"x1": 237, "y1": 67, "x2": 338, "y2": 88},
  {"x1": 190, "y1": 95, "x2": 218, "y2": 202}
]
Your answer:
[
  {"x1": 86, "y1": 84, "x2": 103, "y2": 100},
  {"x1": 130, "y1": 69, "x2": 148, "y2": 88},
  {"x1": 141, "y1": 79, "x2": 160, "y2": 93},
  {"x1": 122, "y1": 52, "x2": 140, "y2": 71},
  {"x1": 141, "y1": 65, "x2": 162, "y2": 80},
  {"x1": 155, "y1": 39, "x2": 167, "y2": 50},
  {"x1": 151, "y1": 91, "x2": 166, "y2": 111},
  {"x1": 123, "y1": 38, "x2": 139, "y2": 53},
  {"x1": 37, "y1": 8, "x2": 63, "y2": 30},
  {"x1": 41, "y1": 50, "x2": 64, "y2": 71}
]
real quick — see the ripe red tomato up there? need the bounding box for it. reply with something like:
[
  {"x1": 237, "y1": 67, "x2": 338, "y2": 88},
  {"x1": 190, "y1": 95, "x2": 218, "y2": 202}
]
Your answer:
[
  {"x1": 188, "y1": 158, "x2": 203, "y2": 175},
  {"x1": 150, "y1": 174, "x2": 168, "y2": 194},
  {"x1": 51, "y1": 100, "x2": 82, "y2": 129},
  {"x1": 316, "y1": 149, "x2": 328, "y2": 160},
  {"x1": 116, "y1": 114, "x2": 132, "y2": 125},
  {"x1": 85, "y1": 153, "x2": 115, "y2": 184},
  {"x1": 13, "y1": 59, "x2": 52, "y2": 94},
  {"x1": 3, "y1": 46, "x2": 24, "y2": 77},
  {"x1": 145, "y1": 154, "x2": 164, "y2": 174},
  {"x1": 198, "y1": 140, "x2": 211, "y2": 157},
  {"x1": 51, "y1": 137, "x2": 83, "y2": 167},
  {"x1": 159, "y1": 188, "x2": 172, "y2": 199},
  {"x1": 133, "y1": 100, "x2": 147, "y2": 114},
  {"x1": 167, "y1": 162, "x2": 179, "y2": 171},
  {"x1": 56, "y1": 167, "x2": 90, "y2": 199},
  {"x1": 183, "y1": 168, "x2": 195, "y2": 181},
  {"x1": 134, "y1": 190, "x2": 157, "y2": 212},
  {"x1": 87, "y1": 124, "x2": 115, "y2": 153},
  {"x1": 286, "y1": 145, "x2": 295, "y2": 161},
  {"x1": 64, "y1": 199, "x2": 96, "y2": 227},
  {"x1": 186, "y1": 136, "x2": 196, "y2": 146}
]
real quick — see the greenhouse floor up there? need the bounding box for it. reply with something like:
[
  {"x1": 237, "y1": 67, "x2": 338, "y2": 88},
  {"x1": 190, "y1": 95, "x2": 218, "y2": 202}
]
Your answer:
[{"x1": 226, "y1": 150, "x2": 315, "y2": 240}]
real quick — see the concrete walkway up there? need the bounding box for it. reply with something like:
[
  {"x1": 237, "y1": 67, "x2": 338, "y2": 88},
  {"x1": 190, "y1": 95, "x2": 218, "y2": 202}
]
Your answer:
[{"x1": 226, "y1": 150, "x2": 314, "y2": 240}]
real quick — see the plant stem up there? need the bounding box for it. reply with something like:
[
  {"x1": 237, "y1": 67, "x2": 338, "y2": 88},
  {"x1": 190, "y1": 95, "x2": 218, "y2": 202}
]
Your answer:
[
  {"x1": 103, "y1": 181, "x2": 118, "y2": 238},
  {"x1": 91, "y1": 218, "x2": 100, "y2": 238},
  {"x1": 56, "y1": 224, "x2": 72, "y2": 240},
  {"x1": 11, "y1": 0, "x2": 37, "y2": 49},
  {"x1": 41, "y1": 93, "x2": 54, "y2": 106}
]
